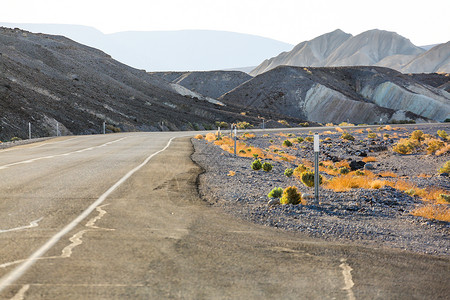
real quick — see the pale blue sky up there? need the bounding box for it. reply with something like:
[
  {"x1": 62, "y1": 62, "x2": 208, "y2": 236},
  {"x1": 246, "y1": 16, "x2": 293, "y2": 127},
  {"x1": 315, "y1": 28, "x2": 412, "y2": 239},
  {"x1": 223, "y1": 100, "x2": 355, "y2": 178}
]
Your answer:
[{"x1": 2, "y1": 0, "x2": 449, "y2": 45}]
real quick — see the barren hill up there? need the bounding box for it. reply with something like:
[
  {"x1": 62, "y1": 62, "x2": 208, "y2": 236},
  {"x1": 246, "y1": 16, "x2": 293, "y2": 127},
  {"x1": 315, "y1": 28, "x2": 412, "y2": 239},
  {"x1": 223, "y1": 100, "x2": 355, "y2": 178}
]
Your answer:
[
  {"x1": 401, "y1": 41, "x2": 450, "y2": 73},
  {"x1": 151, "y1": 71, "x2": 253, "y2": 99},
  {"x1": 220, "y1": 66, "x2": 450, "y2": 124},
  {"x1": 1, "y1": 27, "x2": 290, "y2": 140}
]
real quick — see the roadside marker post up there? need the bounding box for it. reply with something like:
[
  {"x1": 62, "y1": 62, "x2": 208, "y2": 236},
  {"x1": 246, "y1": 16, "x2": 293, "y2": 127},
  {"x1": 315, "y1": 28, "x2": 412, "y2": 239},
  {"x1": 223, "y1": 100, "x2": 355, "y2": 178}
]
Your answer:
[
  {"x1": 56, "y1": 122, "x2": 59, "y2": 137},
  {"x1": 314, "y1": 133, "x2": 320, "y2": 205},
  {"x1": 234, "y1": 125, "x2": 237, "y2": 156},
  {"x1": 103, "y1": 122, "x2": 106, "y2": 134},
  {"x1": 28, "y1": 122, "x2": 31, "y2": 140}
]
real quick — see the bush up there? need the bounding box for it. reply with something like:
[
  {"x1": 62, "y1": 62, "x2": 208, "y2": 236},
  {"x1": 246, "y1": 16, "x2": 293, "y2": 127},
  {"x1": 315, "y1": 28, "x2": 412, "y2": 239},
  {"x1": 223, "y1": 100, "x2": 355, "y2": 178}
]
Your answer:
[
  {"x1": 341, "y1": 132, "x2": 355, "y2": 141},
  {"x1": 438, "y1": 161, "x2": 450, "y2": 173},
  {"x1": 339, "y1": 167, "x2": 350, "y2": 175},
  {"x1": 262, "y1": 162, "x2": 273, "y2": 172},
  {"x1": 10, "y1": 137, "x2": 22, "y2": 142},
  {"x1": 251, "y1": 159, "x2": 262, "y2": 170},
  {"x1": 367, "y1": 132, "x2": 377, "y2": 139},
  {"x1": 252, "y1": 153, "x2": 259, "y2": 159},
  {"x1": 410, "y1": 130, "x2": 424, "y2": 142},
  {"x1": 427, "y1": 140, "x2": 445, "y2": 154},
  {"x1": 300, "y1": 171, "x2": 323, "y2": 187},
  {"x1": 355, "y1": 170, "x2": 365, "y2": 176},
  {"x1": 284, "y1": 168, "x2": 294, "y2": 177},
  {"x1": 280, "y1": 186, "x2": 301, "y2": 205},
  {"x1": 268, "y1": 187, "x2": 283, "y2": 199},
  {"x1": 278, "y1": 120, "x2": 290, "y2": 127},
  {"x1": 437, "y1": 130, "x2": 448, "y2": 140},
  {"x1": 282, "y1": 139, "x2": 293, "y2": 147},
  {"x1": 392, "y1": 138, "x2": 420, "y2": 154},
  {"x1": 236, "y1": 121, "x2": 253, "y2": 129},
  {"x1": 194, "y1": 134, "x2": 203, "y2": 139},
  {"x1": 439, "y1": 194, "x2": 450, "y2": 203},
  {"x1": 215, "y1": 121, "x2": 229, "y2": 129},
  {"x1": 296, "y1": 137, "x2": 304, "y2": 143},
  {"x1": 305, "y1": 136, "x2": 314, "y2": 142},
  {"x1": 299, "y1": 122, "x2": 309, "y2": 127},
  {"x1": 294, "y1": 164, "x2": 309, "y2": 176},
  {"x1": 239, "y1": 149, "x2": 246, "y2": 154}
]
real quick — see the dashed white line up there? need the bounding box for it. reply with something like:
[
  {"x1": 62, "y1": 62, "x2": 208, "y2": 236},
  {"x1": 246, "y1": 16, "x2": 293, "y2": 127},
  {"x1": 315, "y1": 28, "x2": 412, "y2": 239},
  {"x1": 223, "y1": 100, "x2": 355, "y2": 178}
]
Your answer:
[{"x1": 0, "y1": 136, "x2": 178, "y2": 293}]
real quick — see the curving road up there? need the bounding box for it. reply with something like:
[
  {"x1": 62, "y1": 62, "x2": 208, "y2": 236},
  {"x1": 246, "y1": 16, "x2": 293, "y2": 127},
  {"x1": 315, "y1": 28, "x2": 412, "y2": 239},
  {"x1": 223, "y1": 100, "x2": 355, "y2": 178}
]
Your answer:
[{"x1": 0, "y1": 132, "x2": 449, "y2": 299}]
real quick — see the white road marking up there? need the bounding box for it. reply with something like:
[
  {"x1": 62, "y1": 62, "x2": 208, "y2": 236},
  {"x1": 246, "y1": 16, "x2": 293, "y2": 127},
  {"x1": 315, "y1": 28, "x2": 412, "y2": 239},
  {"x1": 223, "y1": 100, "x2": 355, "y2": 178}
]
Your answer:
[
  {"x1": 0, "y1": 137, "x2": 126, "y2": 170},
  {"x1": 340, "y1": 258, "x2": 355, "y2": 300},
  {"x1": 29, "y1": 137, "x2": 79, "y2": 149},
  {"x1": 0, "y1": 136, "x2": 178, "y2": 293},
  {"x1": 0, "y1": 218, "x2": 43, "y2": 234},
  {"x1": 9, "y1": 284, "x2": 29, "y2": 300}
]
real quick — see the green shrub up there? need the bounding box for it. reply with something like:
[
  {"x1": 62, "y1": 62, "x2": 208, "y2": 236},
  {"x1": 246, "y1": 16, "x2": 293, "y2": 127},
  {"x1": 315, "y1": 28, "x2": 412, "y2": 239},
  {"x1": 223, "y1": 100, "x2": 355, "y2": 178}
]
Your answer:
[
  {"x1": 339, "y1": 167, "x2": 350, "y2": 175},
  {"x1": 437, "y1": 130, "x2": 448, "y2": 140},
  {"x1": 236, "y1": 121, "x2": 253, "y2": 129},
  {"x1": 439, "y1": 194, "x2": 450, "y2": 203},
  {"x1": 10, "y1": 137, "x2": 22, "y2": 142},
  {"x1": 282, "y1": 139, "x2": 293, "y2": 147},
  {"x1": 296, "y1": 137, "x2": 304, "y2": 143},
  {"x1": 253, "y1": 153, "x2": 259, "y2": 159},
  {"x1": 293, "y1": 164, "x2": 309, "y2": 176},
  {"x1": 341, "y1": 132, "x2": 355, "y2": 141},
  {"x1": 284, "y1": 168, "x2": 294, "y2": 177},
  {"x1": 438, "y1": 161, "x2": 450, "y2": 173},
  {"x1": 393, "y1": 139, "x2": 420, "y2": 154},
  {"x1": 278, "y1": 120, "x2": 290, "y2": 127},
  {"x1": 355, "y1": 170, "x2": 365, "y2": 176},
  {"x1": 251, "y1": 159, "x2": 262, "y2": 170},
  {"x1": 300, "y1": 171, "x2": 323, "y2": 187},
  {"x1": 367, "y1": 132, "x2": 377, "y2": 139},
  {"x1": 299, "y1": 122, "x2": 310, "y2": 127},
  {"x1": 215, "y1": 121, "x2": 229, "y2": 129},
  {"x1": 268, "y1": 187, "x2": 283, "y2": 199},
  {"x1": 410, "y1": 130, "x2": 424, "y2": 142},
  {"x1": 280, "y1": 186, "x2": 301, "y2": 205},
  {"x1": 427, "y1": 140, "x2": 444, "y2": 154},
  {"x1": 305, "y1": 136, "x2": 314, "y2": 142},
  {"x1": 262, "y1": 162, "x2": 273, "y2": 172},
  {"x1": 239, "y1": 149, "x2": 246, "y2": 154}
]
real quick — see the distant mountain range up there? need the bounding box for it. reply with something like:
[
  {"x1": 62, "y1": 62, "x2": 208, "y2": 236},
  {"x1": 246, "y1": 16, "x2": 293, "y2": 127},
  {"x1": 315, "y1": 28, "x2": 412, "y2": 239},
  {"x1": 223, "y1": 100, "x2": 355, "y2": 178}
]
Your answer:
[
  {"x1": 0, "y1": 23, "x2": 293, "y2": 72},
  {"x1": 250, "y1": 29, "x2": 450, "y2": 76}
]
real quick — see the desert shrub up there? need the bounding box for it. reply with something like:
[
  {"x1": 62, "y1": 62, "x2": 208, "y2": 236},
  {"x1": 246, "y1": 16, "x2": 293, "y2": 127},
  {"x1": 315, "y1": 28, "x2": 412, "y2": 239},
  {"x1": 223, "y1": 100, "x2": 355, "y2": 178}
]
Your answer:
[
  {"x1": 392, "y1": 138, "x2": 420, "y2": 154},
  {"x1": 106, "y1": 124, "x2": 121, "y2": 133},
  {"x1": 300, "y1": 171, "x2": 323, "y2": 187},
  {"x1": 10, "y1": 137, "x2": 22, "y2": 142},
  {"x1": 355, "y1": 170, "x2": 365, "y2": 176},
  {"x1": 341, "y1": 132, "x2": 355, "y2": 141},
  {"x1": 305, "y1": 136, "x2": 314, "y2": 142},
  {"x1": 236, "y1": 121, "x2": 253, "y2": 129},
  {"x1": 227, "y1": 171, "x2": 236, "y2": 176},
  {"x1": 251, "y1": 159, "x2": 262, "y2": 170},
  {"x1": 410, "y1": 130, "x2": 424, "y2": 141},
  {"x1": 278, "y1": 120, "x2": 290, "y2": 127},
  {"x1": 438, "y1": 161, "x2": 450, "y2": 173},
  {"x1": 253, "y1": 153, "x2": 259, "y2": 159},
  {"x1": 439, "y1": 194, "x2": 450, "y2": 203},
  {"x1": 284, "y1": 168, "x2": 294, "y2": 177},
  {"x1": 280, "y1": 186, "x2": 301, "y2": 205},
  {"x1": 299, "y1": 122, "x2": 310, "y2": 127},
  {"x1": 437, "y1": 130, "x2": 448, "y2": 140},
  {"x1": 339, "y1": 167, "x2": 350, "y2": 175},
  {"x1": 367, "y1": 132, "x2": 377, "y2": 139},
  {"x1": 194, "y1": 134, "x2": 203, "y2": 139},
  {"x1": 268, "y1": 187, "x2": 283, "y2": 199},
  {"x1": 427, "y1": 140, "x2": 445, "y2": 154},
  {"x1": 269, "y1": 139, "x2": 274, "y2": 143},
  {"x1": 370, "y1": 180, "x2": 386, "y2": 189},
  {"x1": 295, "y1": 137, "x2": 304, "y2": 143},
  {"x1": 282, "y1": 139, "x2": 293, "y2": 147},
  {"x1": 247, "y1": 148, "x2": 252, "y2": 152},
  {"x1": 294, "y1": 164, "x2": 309, "y2": 176},
  {"x1": 239, "y1": 149, "x2": 246, "y2": 154},
  {"x1": 338, "y1": 122, "x2": 355, "y2": 127},
  {"x1": 391, "y1": 119, "x2": 416, "y2": 124},
  {"x1": 262, "y1": 162, "x2": 273, "y2": 172},
  {"x1": 215, "y1": 121, "x2": 229, "y2": 129},
  {"x1": 383, "y1": 134, "x2": 390, "y2": 139}
]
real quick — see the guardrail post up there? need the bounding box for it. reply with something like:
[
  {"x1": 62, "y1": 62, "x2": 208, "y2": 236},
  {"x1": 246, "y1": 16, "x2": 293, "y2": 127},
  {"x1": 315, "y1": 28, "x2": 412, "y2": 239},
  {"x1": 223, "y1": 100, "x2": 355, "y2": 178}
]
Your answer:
[
  {"x1": 28, "y1": 122, "x2": 31, "y2": 139},
  {"x1": 234, "y1": 125, "x2": 237, "y2": 156}
]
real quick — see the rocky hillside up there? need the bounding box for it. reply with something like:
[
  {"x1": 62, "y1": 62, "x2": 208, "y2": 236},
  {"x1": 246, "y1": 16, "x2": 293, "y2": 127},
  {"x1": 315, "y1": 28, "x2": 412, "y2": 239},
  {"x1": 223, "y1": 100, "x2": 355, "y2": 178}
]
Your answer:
[
  {"x1": 151, "y1": 71, "x2": 253, "y2": 99},
  {"x1": 251, "y1": 29, "x2": 449, "y2": 75},
  {"x1": 220, "y1": 66, "x2": 450, "y2": 124},
  {"x1": 0, "y1": 27, "x2": 300, "y2": 140}
]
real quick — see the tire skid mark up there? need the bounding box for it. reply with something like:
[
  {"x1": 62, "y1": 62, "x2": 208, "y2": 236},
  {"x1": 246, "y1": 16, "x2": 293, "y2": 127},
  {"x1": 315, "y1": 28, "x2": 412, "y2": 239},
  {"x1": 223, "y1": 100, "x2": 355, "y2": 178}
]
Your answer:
[
  {"x1": 0, "y1": 137, "x2": 127, "y2": 170},
  {"x1": 9, "y1": 284, "x2": 29, "y2": 300},
  {"x1": 339, "y1": 258, "x2": 355, "y2": 300},
  {"x1": 0, "y1": 204, "x2": 114, "y2": 269},
  {"x1": 0, "y1": 218, "x2": 43, "y2": 234}
]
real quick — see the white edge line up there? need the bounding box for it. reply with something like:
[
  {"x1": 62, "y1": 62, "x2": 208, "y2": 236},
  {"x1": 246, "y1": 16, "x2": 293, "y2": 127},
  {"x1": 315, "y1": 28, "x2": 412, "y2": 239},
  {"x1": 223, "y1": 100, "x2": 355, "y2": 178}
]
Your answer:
[{"x1": 0, "y1": 136, "x2": 179, "y2": 294}]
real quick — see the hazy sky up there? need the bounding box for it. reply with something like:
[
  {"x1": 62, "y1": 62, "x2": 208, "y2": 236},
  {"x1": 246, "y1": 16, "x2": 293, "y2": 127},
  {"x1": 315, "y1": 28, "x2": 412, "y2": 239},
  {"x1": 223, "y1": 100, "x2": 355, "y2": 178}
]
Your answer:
[{"x1": 2, "y1": 0, "x2": 449, "y2": 46}]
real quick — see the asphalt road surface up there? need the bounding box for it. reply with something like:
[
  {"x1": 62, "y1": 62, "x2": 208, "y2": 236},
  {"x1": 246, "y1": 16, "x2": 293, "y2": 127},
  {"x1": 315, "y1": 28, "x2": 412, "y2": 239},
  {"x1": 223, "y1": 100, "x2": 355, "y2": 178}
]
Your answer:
[{"x1": 0, "y1": 132, "x2": 449, "y2": 299}]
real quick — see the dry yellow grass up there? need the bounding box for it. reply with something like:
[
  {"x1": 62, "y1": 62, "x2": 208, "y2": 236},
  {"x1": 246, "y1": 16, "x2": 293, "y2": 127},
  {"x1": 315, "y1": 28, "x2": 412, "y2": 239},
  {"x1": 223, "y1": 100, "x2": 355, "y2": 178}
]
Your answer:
[
  {"x1": 194, "y1": 134, "x2": 203, "y2": 139},
  {"x1": 227, "y1": 171, "x2": 236, "y2": 176},
  {"x1": 378, "y1": 171, "x2": 397, "y2": 177},
  {"x1": 205, "y1": 133, "x2": 217, "y2": 142},
  {"x1": 411, "y1": 205, "x2": 450, "y2": 222},
  {"x1": 335, "y1": 127, "x2": 344, "y2": 133},
  {"x1": 362, "y1": 156, "x2": 377, "y2": 162},
  {"x1": 325, "y1": 175, "x2": 378, "y2": 191}
]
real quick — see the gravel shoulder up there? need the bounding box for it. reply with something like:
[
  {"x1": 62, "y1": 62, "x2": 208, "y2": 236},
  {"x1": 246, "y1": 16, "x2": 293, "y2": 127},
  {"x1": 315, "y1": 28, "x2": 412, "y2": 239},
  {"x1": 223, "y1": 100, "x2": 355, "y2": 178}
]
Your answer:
[{"x1": 191, "y1": 124, "x2": 450, "y2": 256}]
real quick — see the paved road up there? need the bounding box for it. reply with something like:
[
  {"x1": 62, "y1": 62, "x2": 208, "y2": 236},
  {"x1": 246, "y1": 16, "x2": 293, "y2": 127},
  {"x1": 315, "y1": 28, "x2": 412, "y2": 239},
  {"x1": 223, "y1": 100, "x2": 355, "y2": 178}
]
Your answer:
[{"x1": 0, "y1": 132, "x2": 449, "y2": 299}]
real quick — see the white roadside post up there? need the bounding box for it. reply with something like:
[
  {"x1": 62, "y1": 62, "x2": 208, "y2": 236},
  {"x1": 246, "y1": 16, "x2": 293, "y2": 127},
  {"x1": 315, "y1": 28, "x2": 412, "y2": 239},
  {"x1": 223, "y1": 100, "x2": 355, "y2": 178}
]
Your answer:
[
  {"x1": 234, "y1": 125, "x2": 237, "y2": 156},
  {"x1": 218, "y1": 127, "x2": 221, "y2": 139},
  {"x1": 103, "y1": 122, "x2": 106, "y2": 134},
  {"x1": 56, "y1": 122, "x2": 59, "y2": 137},
  {"x1": 28, "y1": 122, "x2": 31, "y2": 140},
  {"x1": 314, "y1": 133, "x2": 320, "y2": 205}
]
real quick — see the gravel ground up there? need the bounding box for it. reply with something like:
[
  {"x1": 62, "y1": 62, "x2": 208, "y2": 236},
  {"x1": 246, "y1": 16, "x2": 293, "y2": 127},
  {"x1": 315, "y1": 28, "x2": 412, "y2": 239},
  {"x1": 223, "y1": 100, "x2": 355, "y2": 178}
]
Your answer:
[{"x1": 192, "y1": 124, "x2": 450, "y2": 256}]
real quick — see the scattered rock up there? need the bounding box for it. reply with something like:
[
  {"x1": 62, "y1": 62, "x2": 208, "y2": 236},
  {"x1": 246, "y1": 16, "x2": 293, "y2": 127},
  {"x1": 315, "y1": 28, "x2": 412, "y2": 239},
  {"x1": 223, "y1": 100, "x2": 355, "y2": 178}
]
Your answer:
[
  {"x1": 364, "y1": 163, "x2": 375, "y2": 170},
  {"x1": 350, "y1": 160, "x2": 366, "y2": 171},
  {"x1": 268, "y1": 199, "x2": 280, "y2": 206}
]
